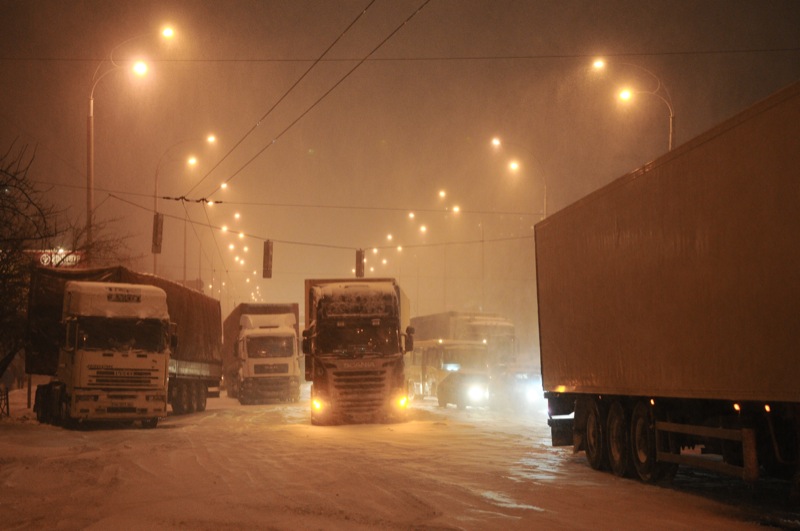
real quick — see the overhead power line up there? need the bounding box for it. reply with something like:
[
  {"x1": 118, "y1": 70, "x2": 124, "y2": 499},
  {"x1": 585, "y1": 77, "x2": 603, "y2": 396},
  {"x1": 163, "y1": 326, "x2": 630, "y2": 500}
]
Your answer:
[{"x1": 2, "y1": 47, "x2": 799, "y2": 63}]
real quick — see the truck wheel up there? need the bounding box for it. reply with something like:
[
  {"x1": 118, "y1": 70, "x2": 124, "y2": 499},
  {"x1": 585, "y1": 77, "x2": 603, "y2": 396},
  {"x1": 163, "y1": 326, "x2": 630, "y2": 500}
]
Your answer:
[
  {"x1": 630, "y1": 400, "x2": 662, "y2": 482},
  {"x1": 50, "y1": 386, "x2": 64, "y2": 426},
  {"x1": 35, "y1": 385, "x2": 49, "y2": 424},
  {"x1": 59, "y1": 396, "x2": 76, "y2": 430},
  {"x1": 227, "y1": 379, "x2": 239, "y2": 399},
  {"x1": 195, "y1": 382, "x2": 207, "y2": 412},
  {"x1": 185, "y1": 383, "x2": 198, "y2": 414},
  {"x1": 607, "y1": 401, "x2": 633, "y2": 477},
  {"x1": 141, "y1": 417, "x2": 158, "y2": 429},
  {"x1": 172, "y1": 383, "x2": 186, "y2": 415},
  {"x1": 585, "y1": 399, "x2": 609, "y2": 471}
]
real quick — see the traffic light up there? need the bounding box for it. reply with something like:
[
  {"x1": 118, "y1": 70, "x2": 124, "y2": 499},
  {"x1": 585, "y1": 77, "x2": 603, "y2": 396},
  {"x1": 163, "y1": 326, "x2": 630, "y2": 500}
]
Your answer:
[
  {"x1": 151, "y1": 213, "x2": 163, "y2": 254},
  {"x1": 356, "y1": 249, "x2": 365, "y2": 278},
  {"x1": 262, "y1": 240, "x2": 273, "y2": 278}
]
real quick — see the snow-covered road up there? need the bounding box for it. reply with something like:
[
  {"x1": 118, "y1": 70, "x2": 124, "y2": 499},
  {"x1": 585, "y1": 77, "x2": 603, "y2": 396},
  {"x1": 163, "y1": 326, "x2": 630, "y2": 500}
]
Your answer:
[{"x1": 1, "y1": 383, "x2": 797, "y2": 530}]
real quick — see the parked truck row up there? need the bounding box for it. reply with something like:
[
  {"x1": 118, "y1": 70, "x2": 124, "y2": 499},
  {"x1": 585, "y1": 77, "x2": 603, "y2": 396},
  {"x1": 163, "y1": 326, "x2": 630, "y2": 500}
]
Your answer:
[{"x1": 537, "y1": 81, "x2": 800, "y2": 488}]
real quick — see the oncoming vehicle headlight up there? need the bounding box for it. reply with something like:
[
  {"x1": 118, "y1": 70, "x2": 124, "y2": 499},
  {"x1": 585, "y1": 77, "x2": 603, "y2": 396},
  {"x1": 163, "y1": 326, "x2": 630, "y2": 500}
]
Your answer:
[
  {"x1": 468, "y1": 385, "x2": 488, "y2": 402},
  {"x1": 396, "y1": 395, "x2": 408, "y2": 409},
  {"x1": 312, "y1": 398, "x2": 325, "y2": 412},
  {"x1": 525, "y1": 386, "x2": 538, "y2": 403}
]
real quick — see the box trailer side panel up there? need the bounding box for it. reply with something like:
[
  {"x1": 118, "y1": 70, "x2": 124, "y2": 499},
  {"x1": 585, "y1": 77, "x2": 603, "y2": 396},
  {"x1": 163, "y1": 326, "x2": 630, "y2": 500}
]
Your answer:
[{"x1": 536, "y1": 82, "x2": 800, "y2": 403}]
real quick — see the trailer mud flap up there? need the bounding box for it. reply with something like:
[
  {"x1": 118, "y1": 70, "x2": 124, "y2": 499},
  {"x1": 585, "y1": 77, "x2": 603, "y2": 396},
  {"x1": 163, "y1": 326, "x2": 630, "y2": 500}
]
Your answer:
[{"x1": 548, "y1": 418, "x2": 574, "y2": 447}]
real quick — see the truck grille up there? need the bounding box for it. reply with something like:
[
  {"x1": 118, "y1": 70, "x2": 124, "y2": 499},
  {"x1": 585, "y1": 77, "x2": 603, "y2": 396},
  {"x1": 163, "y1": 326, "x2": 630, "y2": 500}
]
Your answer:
[
  {"x1": 89, "y1": 368, "x2": 162, "y2": 388},
  {"x1": 331, "y1": 368, "x2": 389, "y2": 420},
  {"x1": 254, "y1": 363, "x2": 289, "y2": 375}
]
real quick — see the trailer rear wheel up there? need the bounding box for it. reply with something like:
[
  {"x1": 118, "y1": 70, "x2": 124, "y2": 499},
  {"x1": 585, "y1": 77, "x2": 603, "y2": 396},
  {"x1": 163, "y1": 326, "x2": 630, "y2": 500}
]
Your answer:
[
  {"x1": 585, "y1": 399, "x2": 609, "y2": 471},
  {"x1": 185, "y1": 382, "x2": 198, "y2": 414},
  {"x1": 194, "y1": 382, "x2": 207, "y2": 412},
  {"x1": 631, "y1": 400, "x2": 663, "y2": 482},
  {"x1": 607, "y1": 401, "x2": 633, "y2": 477}
]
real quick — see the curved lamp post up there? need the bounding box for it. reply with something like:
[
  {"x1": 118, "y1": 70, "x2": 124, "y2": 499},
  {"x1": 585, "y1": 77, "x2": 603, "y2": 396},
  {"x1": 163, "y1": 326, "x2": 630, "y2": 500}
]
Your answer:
[
  {"x1": 592, "y1": 58, "x2": 675, "y2": 151},
  {"x1": 86, "y1": 27, "x2": 174, "y2": 261}
]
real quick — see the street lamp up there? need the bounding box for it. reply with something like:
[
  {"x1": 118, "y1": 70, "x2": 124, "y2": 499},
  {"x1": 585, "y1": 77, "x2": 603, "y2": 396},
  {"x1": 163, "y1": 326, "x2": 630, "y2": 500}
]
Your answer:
[
  {"x1": 592, "y1": 58, "x2": 675, "y2": 151},
  {"x1": 152, "y1": 136, "x2": 215, "y2": 274},
  {"x1": 490, "y1": 137, "x2": 547, "y2": 219},
  {"x1": 86, "y1": 27, "x2": 174, "y2": 261}
]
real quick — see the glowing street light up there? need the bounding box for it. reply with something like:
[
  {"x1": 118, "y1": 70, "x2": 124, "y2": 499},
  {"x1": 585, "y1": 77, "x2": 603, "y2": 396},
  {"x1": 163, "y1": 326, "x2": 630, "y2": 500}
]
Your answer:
[
  {"x1": 592, "y1": 57, "x2": 675, "y2": 151},
  {"x1": 490, "y1": 137, "x2": 547, "y2": 219},
  {"x1": 152, "y1": 131, "x2": 215, "y2": 274},
  {"x1": 87, "y1": 26, "x2": 175, "y2": 260}
]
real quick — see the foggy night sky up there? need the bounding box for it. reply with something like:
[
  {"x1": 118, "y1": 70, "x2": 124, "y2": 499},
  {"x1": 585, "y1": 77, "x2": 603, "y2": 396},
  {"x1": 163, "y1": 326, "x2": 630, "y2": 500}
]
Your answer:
[{"x1": 1, "y1": 0, "x2": 799, "y2": 359}]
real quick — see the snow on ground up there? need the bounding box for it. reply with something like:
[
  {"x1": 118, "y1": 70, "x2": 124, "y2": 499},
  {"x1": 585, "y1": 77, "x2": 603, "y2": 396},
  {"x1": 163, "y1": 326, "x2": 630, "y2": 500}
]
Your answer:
[{"x1": 2, "y1": 379, "x2": 799, "y2": 530}]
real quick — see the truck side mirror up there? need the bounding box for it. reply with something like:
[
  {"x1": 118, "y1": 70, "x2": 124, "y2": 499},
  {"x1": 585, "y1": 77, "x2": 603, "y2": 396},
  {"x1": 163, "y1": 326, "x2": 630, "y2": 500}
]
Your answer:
[
  {"x1": 301, "y1": 329, "x2": 311, "y2": 355},
  {"x1": 404, "y1": 326, "x2": 414, "y2": 353},
  {"x1": 64, "y1": 320, "x2": 76, "y2": 351}
]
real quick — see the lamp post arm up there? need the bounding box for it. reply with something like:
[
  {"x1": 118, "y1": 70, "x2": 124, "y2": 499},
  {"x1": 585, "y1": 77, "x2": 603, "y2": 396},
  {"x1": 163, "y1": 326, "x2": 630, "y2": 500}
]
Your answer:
[{"x1": 638, "y1": 90, "x2": 675, "y2": 151}]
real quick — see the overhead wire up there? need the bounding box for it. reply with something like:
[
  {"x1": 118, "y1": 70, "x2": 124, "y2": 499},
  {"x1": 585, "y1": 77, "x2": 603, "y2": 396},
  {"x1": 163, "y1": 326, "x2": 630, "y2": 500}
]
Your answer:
[
  {"x1": 107, "y1": 192, "x2": 533, "y2": 251},
  {"x1": 4, "y1": 47, "x2": 800, "y2": 64},
  {"x1": 193, "y1": 0, "x2": 433, "y2": 200},
  {"x1": 182, "y1": 0, "x2": 379, "y2": 198}
]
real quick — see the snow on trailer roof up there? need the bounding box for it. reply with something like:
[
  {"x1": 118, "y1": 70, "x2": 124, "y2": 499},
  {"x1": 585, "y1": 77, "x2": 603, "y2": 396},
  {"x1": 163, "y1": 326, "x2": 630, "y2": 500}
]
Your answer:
[
  {"x1": 464, "y1": 316, "x2": 515, "y2": 330},
  {"x1": 64, "y1": 281, "x2": 169, "y2": 320},
  {"x1": 312, "y1": 280, "x2": 399, "y2": 319}
]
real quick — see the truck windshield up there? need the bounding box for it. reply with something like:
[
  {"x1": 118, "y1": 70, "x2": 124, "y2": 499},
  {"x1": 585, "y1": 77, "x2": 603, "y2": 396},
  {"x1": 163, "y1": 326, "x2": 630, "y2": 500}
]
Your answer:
[
  {"x1": 77, "y1": 317, "x2": 167, "y2": 352},
  {"x1": 246, "y1": 336, "x2": 294, "y2": 358},
  {"x1": 443, "y1": 347, "x2": 487, "y2": 370},
  {"x1": 316, "y1": 320, "x2": 399, "y2": 356}
]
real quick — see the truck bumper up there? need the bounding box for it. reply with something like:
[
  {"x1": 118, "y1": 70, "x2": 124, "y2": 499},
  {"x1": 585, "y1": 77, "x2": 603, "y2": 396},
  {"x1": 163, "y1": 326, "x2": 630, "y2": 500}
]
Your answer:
[
  {"x1": 71, "y1": 388, "x2": 168, "y2": 421},
  {"x1": 240, "y1": 376, "x2": 300, "y2": 403}
]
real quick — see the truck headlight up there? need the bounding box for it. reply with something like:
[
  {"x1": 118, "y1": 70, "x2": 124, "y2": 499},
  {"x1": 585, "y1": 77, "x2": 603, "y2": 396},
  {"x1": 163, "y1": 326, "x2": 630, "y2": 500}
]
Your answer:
[
  {"x1": 525, "y1": 386, "x2": 537, "y2": 403},
  {"x1": 312, "y1": 398, "x2": 327, "y2": 412},
  {"x1": 468, "y1": 385, "x2": 488, "y2": 402},
  {"x1": 396, "y1": 395, "x2": 408, "y2": 409}
]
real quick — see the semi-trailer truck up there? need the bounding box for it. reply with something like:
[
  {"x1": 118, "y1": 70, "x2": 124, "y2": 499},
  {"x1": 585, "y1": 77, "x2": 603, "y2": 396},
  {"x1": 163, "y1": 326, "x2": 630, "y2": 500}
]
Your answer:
[
  {"x1": 223, "y1": 303, "x2": 301, "y2": 404},
  {"x1": 33, "y1": 281, "x2": 170, "y2": 428},
  {"x1": 537, "y1": 81, "x2": 800, "y2": 487},
  {"x1": 27, "y1": 265, "x2": 222, "y2": 424},
  {"x1": 301, "y1": 278, "x2": 414, "y2": 425}
]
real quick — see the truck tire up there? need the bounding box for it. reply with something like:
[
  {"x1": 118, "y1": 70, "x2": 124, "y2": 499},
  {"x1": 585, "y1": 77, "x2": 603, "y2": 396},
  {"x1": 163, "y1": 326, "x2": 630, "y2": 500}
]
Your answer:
[
  {"x1": 607, "y1": 401, "x2": 633, "y2": 477},
  {"x1": 584, "y1": 398, "x2": 609, "y2": 471},
  {"x1": 35, "y1": 385, "x2": 49, "y2": 424},
  {"x1": 195, "y1": 382, "x2": 207, "y2": 412},
  {"x1": 185, "y1": 382, "x2": 198, "y2": 414},
  {"x1": 141, "y1": 417, "x2": 158, "y2": 429},
  {"x1": 172, "y1": 382, "x2": 187, "y2": 415},
  {"x1": 58, "y1": 396, "x2": 76, "y2": 430},
  {"x1": 630, "y1": 400, "x2": 662, "y2": 482},
  {"x1": 50, "y1": 386, "x2": 64, "y2": 426},
  {"x1": 227, "y1": 379, "x2": 239, "y2": 399}
]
